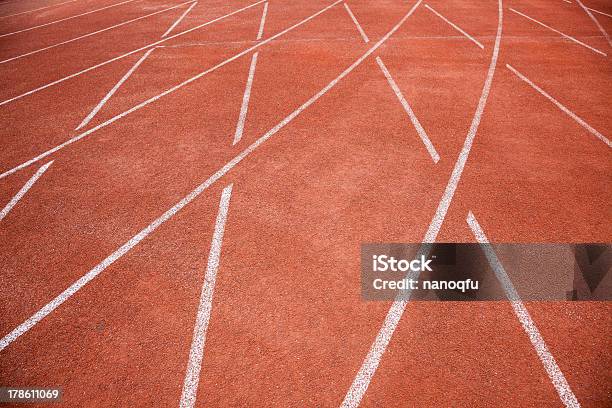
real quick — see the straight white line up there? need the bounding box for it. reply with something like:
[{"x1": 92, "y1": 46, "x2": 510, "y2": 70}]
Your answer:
[
  {"x1": 376, "y1": 57, "x2": 440, "y2": 163},
  {"x1": 0, "y1": 0, "x2": 417, "y2": 352},
  {"x1": 587, "y1": 7, "x2": 612, "y2": 19},
  {"x1": 0, "y1": 161, "x2": 53, "y2": 222},
  {"x1": 233, "y1": 52, "x2": 259, "y2": 145},
  {"x1": 179, "y1": 184, "x2": 233, "y2": 408},
  {"x1": 76, "y1": 48, "x2": 155, "y2": 131},
  {"x1": 576, "y1": 0, "x2": 611, "y2": 47},
  {"x1": 162, "y1": 0, "x2": 197, "y2": 38},
  {"x1": 0, "y1": 0, "x2": 342, "y2": 180},
  {"x1": 0, "y1": 0, "x2": 136, "y2": 38},
  {"x1": 0, "y1": 0, "x2": 79, "y2": 20},
  {"x1": 233, "y1": 2, "x2": 267, "y2": 145},
  {"x1": 506, "y1": 64, "x2": 611, "y2": 147},
  {"x1": 509, "y1": 8, "x2": 607, "y2": 56},
  {"x1": 344, "y1": 2, "x2": 369, "y2": 43},
  {"x1": 257, "y1": 1, "x2": 268, "y2": 40},
  {"x1": 425, "y1": 4, "x2": 484, "y2": 49},
  {"x1": 341, "y1": 1, "x2": 503, "y2": 406},
  {"x1": 0, "y1": 0, "x2": 194, "y2": 65},
  {"x1": 343, "y1": 2, "x2": 438, "y2": 161},
  {"x1": 0, "y1": 0, "x2": 267, "y2": 108},
  {"x1": 466, "y1": 211, "x2": 581, "y2": 408}
]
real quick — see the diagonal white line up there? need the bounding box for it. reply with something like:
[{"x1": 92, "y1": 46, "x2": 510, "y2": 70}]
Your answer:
[
  {"x1": 425, "y1": 4, "x2": 484, "y2": 49},
  {"x1": 0, "y1": 0, "x2": 137, "y2": 38},
  {"x1": 344, "y1": 2, "x2": 369, "y2": 43},
  {"x1": 0, "y1": 0, "x2": 80, "y2": 20},
  {"x1": 233, "y1": 2, "x2": 268, "y2": 145},
  {"x1": 0, "y1": 0, "x2": 194, "y2": 65},
  {"x1": 0, "y1": 0, "x2": 267, "y2": 108},
  {"x1": 0, "y1": 0, "x2": 342, "y2": 180},
  {"x1": 376, "y1": 57, "x2": 440, "y2": 163},
  {"x1": 509, "y1": 8, "x2": 607, "y2": 56},
  {"x1": 466, "y1": 211, "x2": 581, "y2": 408},
  {"x1": 233, "y1": 53, "x2": 259, "y2": 145},
  {"x1": 342, "y1": 1, "x2": 503, "y2": 406},
  {"x1": 179, "y1": 184, "x2": 233, "y2": 408},
  {"x1": 0, "y1": 0, "x2": 417, "y2": 353},
  {"x1": 343, "y1": 2, "x2": 437, "y2": 162},
  {"x1": 506, "y1": 64, "x2": 611, "y2": 147},
  {"x1": 0, "y1": 161, "x2": 53, "y2": 222},
  {"x1": 76, "y1": 48, "x2": 155, "y2": 131},
  {"x1": 257, "y1": 1, "x2": 268, "y2": 40},
  {"x1": 587, "y1": 7, "x2": 612, "y2": 19},
  {"x1": 162, "y1": 0, "x2": 197, "y2": 38},
  {"x1": 576, "y1": 0, "x2": 611, "y2": 47}
]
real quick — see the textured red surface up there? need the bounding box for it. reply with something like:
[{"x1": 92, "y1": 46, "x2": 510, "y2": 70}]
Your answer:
[{"x1": 0, "y1": 0, "x2": 610, "y2": 406}]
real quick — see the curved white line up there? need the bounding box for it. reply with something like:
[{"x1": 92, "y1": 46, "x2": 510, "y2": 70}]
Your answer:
[{"x1": 340, "y1": 1, "x2": 504, "y2": 406}]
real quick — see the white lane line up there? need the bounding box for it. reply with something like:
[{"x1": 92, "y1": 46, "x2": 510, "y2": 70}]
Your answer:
[
  {"x1": 0, "y1": 161, "x2": 53, "y2": 222},
  {"x1": 0, "y1": 0, "x2": 342, "y2": 180},
  {"x1": 257, "y1": 1, "x2": 268, "y2": 40},
  {"x1": 506, "y1": 64, "x2": 611, "y2": 147},
  {"x1": 343, "y1": 3, "x2": 438, "y2": 162},
  {"x1": 0, "y1": 0, "x2": 136, "y2": 38},
  {"x1": 0, "y1": 0, "x2": 267, "y2": 108},
  {"x1": 576, "y1": 0, "x2": 611, "y2": 47},
  {"x1": 0, "y1": 0, "x2": 80, "y2": 20},
  {"x1": 341, "y1": 1, "x2": 503, "y2": 406},
  {"x1": 233, "y1": 53, "x2": 259, "y2": 145},
  {"x1": 509, "y1": 8, "x2": 607, "y2": 56},
  {"x1": 0, "y1": 0, "x2": 194, "y2": 65},
  {"x1": 233, "y1": 2, "x2": 268, "y2": 145},
  {"x1": 344, "y1": 2, "x2": 369, "y2": 43},
  {"x1": 179, "y1": 184, "x2": 233, "y2": 408},
  {"x1": 466, "y1": 211, "x2": 581, "y2": 408},
  {"x1": 424, "y1": 4, "x2": 484, "y2": 49},
  {"x1": 76, "y1": 48, "x2": 155, "y2": 131},
  {"x1": 587, "y1": 7, "x2": 612, "y2": 19},
  {"x1": 0, "y1": 0, "x2": 418, "y2": 352},
  {"x1": 376, "y1": 57, "x2": 440, "y2": 163},
  {"x1": 162, "y1": 0, "x2": 197, "y2": 38}
]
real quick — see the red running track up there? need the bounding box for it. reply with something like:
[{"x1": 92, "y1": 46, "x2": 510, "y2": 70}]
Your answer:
[{"x1": 0, "y1": 0, "x2": 610, "y2": 406}]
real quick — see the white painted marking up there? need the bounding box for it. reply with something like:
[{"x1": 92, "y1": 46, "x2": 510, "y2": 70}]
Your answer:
[
  {"x1": 0, "y1": 0, "x2": 136, "y2": 38},
  {"x1": 162, "y1": 0, "x2": 197, "y2": 38},
  {"x1": 0, "y1": 0, "x2": 417, "y2": 351},
  {"x1": 563, "y1": 0, "x2": 571, "y2": 3},
  {"x1": 342, "y1": 1, "x2": 503, "y2": 406},
  {"x1": 506, "y1": 64, "x2": 611, "y2": 147},
  {"x1": 425, "y1": 4, "x2": 484, "y2": 49},
  {"x1": 0, "y1": 0, "x2": 79, "y2": 20},
  {"x1": 466, "y1": 211, "x2": 581, "y2": 408},
  {"x1": 509, "y1": 8, "x2": 607, "y2": 56},
  {"x1": 343, "y1": 2, "x2": 437, "y2": 161},
  {"x1": 0, "y1": 161, "x2": 53, "y2": 222},
  {"x1": 179, "y1": 184, "x2": 233, "y2": 408},
  {"x1": 233, "y1": 2, "x2": 268, "y2": 145},
  {"x1": 344, "y1": 2, "x2": 369, "y2": 43},
  {"x1": 587, "y1": 7, "x2": 612, "y2": 19},
  {"x1": 76, "y1": 49, "x2": 155, "y2": 131},
  {"x1": 257, "y1": 1, "x2": 268, "y2": 40},
  {"x1": 376, "y1": 57, "x2": 440, "y2": 163},
  {"x1": 0, "y1": 0, "x2": 267, "y2": 108},
  {"x1": 0, "y1": 0, "x2": 342, "y2": 179},
  {"x1": 0, "y1": 0, "x2": 194, "y2": 65},
  {"x1": 576, "y1": 0, "x2": 611, "y2": 47},
  {"x1": 233, "y1": 52, "x2": 259, "y2": 145}
]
